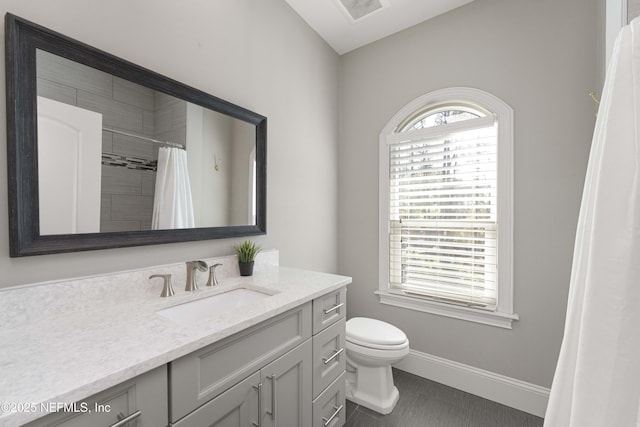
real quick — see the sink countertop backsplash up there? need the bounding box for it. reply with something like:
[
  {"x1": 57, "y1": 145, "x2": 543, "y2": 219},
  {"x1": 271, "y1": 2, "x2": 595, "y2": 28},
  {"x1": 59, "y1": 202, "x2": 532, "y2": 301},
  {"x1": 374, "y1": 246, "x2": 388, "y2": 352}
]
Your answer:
[
  {"x1": 0, "y1": 249, "x2": 352, "y2": 427},
  {"x1": 0, "y1": 250, "x2": 279, "y2": 329}
]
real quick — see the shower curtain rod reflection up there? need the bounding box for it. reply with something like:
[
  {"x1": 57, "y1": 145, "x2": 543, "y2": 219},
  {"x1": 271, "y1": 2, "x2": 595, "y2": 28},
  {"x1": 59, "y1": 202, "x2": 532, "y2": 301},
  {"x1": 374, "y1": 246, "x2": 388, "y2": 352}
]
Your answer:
[{"x1": 103, "y1": 126, "x2": 185, "y2": 149}]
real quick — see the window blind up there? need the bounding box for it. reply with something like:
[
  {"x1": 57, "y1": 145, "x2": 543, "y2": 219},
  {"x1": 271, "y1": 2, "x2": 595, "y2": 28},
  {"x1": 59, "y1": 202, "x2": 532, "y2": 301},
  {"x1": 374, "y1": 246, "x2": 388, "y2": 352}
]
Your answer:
[{"x1": 388, "y1": 117, "x2": 498, "y2": 308}]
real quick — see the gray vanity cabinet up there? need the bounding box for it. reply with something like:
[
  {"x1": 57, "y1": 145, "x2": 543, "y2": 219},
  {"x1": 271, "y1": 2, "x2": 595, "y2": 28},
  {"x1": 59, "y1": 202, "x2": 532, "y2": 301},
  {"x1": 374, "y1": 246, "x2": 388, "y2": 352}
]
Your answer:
[
  {"x1": 169, "y1": 303, "x2": 313, "y2": 426},
  {"x1": 23, "y1": 365, "x2": 168, "y2": 427},
  {"x1": 311, "y1": 288, "x2": 347, "y2": 427},
  {"x1": 12, "y1": 280, "x2": 350, "y2": 427},
  {"x1": 169, "y1": 303, "x2": 311, "y2": 421},
  {"x1": 172, "y1": 340, "x2": 312, "y2": 427},
  {"x1": 24, "y1": 288, "x2": 346, "y2": 427},
  {"x1": 169, "y1": 288, "x2": 347, "y2": 427}
]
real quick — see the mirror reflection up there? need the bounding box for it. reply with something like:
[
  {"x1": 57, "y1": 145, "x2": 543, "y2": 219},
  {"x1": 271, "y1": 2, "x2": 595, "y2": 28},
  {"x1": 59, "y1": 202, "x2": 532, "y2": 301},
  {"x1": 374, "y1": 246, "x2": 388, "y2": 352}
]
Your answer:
[{"x1": 36, "y1": 49, "x2": 256, "y2": 235}]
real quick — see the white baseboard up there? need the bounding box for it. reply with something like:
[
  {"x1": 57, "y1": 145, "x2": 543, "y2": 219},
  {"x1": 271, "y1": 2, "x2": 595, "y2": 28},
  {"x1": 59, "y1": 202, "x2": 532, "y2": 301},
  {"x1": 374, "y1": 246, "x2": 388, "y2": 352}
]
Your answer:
[{"x1": 393, "y1": 349, "x2": 550, "y2": 418}]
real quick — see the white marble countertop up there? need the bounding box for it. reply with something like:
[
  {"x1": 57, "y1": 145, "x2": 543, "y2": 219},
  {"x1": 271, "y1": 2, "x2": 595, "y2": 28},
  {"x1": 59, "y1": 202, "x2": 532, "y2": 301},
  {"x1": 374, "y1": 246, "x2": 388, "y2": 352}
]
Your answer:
[{"x1": 0, "y1": 258, "x2": 351, "y2": 427}]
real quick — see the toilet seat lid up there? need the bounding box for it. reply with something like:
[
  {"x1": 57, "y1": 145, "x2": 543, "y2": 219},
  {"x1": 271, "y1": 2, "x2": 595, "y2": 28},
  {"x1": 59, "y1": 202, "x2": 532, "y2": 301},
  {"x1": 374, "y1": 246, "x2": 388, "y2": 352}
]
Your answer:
[{"x1": 346, "y1": 317, "x2": 407, "y2": 347}]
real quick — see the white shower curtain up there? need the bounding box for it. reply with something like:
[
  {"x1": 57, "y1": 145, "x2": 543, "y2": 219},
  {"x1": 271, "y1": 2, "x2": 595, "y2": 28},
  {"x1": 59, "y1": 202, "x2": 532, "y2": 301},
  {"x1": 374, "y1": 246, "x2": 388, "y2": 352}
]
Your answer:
[
  {"x1": 544, "y1": 18, "x2": 640, "y2": 427},
  {"x1": 152, "y1": 147, "x2": 195, "y2": 230}
]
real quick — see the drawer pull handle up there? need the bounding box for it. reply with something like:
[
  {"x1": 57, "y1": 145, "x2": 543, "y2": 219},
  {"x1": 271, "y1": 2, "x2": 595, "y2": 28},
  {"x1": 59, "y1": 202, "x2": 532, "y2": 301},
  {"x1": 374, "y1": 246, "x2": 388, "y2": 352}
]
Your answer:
[
  {"x1": 322, "y1": 404, "x2": 344, "y2": 426},
  {"x1": 267, "y1": 374, "x2": 277, "y2": 420},
  {"x1": 252, "y1": 382, "x2": 262, "y2": 427},
  {"x1": 110, "y1": 410, "x2": 141, "y2": 427},
  {"x1": 323, "y1": 302, "x2": 344, "y2": 315},
  {"x1": 323, "y1": 347, "x2": 344, "y2": 365}
]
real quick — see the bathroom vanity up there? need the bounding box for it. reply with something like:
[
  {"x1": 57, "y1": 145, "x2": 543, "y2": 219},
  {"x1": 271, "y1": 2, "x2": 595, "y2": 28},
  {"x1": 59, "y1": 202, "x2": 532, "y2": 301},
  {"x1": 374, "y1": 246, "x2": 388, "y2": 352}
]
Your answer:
[{"x1": 0, "y1": 252, "x2": 350, "y2": 427}]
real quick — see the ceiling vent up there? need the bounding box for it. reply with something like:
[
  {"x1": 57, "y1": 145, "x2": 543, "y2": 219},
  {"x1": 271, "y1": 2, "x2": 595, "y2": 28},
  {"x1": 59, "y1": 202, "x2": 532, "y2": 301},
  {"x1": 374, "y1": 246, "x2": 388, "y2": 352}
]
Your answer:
[{"x1": 338, "y1": 0, "x2": 386, "y2": 21}]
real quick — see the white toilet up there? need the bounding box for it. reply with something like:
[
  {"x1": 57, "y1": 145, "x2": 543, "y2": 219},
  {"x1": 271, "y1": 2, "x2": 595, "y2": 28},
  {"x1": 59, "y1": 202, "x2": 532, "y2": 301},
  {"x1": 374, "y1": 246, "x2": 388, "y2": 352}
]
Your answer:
[{"x1": 345, "y1": 317, "x2": 410, "y2": 414}]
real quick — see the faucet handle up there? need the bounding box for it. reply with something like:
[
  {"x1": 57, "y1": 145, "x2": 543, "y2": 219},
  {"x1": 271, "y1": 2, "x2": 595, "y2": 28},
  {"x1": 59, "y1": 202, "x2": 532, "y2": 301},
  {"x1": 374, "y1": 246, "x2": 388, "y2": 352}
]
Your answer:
[
  {"x1": 149, "y1": 274, "x2": 175, "y2": 297},
  {"x1": 206, "y1": 263, "x2": 223, "y2": 287}
]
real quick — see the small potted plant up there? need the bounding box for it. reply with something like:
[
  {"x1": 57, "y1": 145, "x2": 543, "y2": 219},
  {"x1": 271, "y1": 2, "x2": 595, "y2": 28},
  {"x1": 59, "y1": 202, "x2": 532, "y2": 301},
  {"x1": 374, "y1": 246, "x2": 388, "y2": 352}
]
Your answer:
[{"x1": 234, "y1": 239, "x2": 260, "y2": 276}]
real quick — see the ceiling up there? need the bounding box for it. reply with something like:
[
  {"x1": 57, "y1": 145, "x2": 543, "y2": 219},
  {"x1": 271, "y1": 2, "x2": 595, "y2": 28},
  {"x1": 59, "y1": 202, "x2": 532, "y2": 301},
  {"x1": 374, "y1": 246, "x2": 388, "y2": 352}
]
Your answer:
[{"x1": 284, "y1": 0, "x2": 475, "y2": 55}]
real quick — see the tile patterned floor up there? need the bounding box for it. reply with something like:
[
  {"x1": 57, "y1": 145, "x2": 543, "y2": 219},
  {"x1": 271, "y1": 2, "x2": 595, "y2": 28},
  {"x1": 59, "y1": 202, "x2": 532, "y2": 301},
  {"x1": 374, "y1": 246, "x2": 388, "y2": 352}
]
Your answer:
[{"x1": 344, "y1": 369, "x2": 544, "y2": 427}]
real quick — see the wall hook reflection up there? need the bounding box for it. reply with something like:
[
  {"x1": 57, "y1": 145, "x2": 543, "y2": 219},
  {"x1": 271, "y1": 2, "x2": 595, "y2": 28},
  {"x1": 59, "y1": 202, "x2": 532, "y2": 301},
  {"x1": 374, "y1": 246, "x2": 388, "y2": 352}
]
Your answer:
[{"x1": 589, "y1": 91, "x2": 600, "y2": 118}]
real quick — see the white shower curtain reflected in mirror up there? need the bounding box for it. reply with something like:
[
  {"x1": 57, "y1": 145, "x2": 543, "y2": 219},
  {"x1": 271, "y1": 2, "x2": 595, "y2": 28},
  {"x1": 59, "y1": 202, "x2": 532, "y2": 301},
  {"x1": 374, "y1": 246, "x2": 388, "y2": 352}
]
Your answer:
[
  {"x1": 152, "y1": 147, "x2": 195, "y2": 230},
  {"x1": 544, "y1": 18, "x2": 640, "y2": 427}
]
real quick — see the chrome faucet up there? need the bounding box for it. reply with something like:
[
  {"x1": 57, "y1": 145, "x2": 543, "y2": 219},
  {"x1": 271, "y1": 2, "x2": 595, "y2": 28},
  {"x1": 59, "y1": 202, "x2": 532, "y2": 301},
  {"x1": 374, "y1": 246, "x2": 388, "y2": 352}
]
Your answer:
[
  {"x1": 185, "y1": 260, "x2": 208, "y2": 291},
  {"x1": 206, "y1": 263, "x2": 223, "y2": 287}
]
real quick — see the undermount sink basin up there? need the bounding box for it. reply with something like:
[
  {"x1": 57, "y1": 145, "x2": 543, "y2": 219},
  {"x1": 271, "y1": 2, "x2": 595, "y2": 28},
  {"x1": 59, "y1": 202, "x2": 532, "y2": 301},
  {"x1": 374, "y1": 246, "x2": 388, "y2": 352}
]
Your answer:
[{"x1": 157, "y1": 286, "x2": 275, "y2": 324}]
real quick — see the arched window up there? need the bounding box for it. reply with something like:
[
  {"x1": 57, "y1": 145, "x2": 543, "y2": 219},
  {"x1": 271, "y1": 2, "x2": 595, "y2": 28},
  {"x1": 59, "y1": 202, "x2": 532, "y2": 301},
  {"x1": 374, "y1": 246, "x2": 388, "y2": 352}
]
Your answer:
[{"x1": 378, "y1": 87, "x2": 517, "y2": 328}]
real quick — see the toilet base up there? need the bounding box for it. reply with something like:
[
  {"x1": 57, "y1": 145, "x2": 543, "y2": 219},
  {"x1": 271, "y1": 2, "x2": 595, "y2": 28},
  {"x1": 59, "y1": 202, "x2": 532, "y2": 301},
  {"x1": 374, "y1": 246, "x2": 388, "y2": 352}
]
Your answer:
[{"x1": 345, "y1": 364, "x2": 400, "y2": 415}]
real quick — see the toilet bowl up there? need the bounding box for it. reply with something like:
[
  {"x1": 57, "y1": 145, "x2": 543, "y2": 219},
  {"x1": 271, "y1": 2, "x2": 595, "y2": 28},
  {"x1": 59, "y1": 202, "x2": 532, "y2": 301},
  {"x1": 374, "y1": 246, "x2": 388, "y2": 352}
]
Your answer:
[{"x1": 345, "y1": 317, "x2": 409, "y2": 414}]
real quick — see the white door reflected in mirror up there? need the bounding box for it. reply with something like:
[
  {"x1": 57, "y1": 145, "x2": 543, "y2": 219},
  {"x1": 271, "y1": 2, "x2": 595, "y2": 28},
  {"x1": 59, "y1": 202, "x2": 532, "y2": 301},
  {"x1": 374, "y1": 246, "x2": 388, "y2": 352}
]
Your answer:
[{"x1": 37, "y1": 96, "x2": 102, "y2": 235}]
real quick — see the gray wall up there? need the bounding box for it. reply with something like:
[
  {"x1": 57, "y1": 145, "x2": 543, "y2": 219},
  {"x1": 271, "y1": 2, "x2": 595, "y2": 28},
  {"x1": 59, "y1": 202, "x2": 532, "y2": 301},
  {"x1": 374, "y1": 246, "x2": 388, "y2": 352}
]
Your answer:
[
  {"x1": 338, "y1": 0, "x2": 598, "y2": 388},
  {"x1": 0, "y1": 0, "x2": 339, "y2": 287}
]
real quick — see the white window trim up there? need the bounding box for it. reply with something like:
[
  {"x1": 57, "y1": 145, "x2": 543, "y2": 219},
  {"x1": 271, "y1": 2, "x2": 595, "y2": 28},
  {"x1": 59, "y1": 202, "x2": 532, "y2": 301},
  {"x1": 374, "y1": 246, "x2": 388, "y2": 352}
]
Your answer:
[{"x1": 378, "y1": 87, "x2": 518, "y2": 329}]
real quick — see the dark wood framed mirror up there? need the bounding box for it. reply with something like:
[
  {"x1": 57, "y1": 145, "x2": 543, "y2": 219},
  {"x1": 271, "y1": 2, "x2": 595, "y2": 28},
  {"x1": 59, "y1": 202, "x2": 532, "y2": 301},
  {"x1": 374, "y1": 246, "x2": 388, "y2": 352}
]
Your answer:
[{"x1": 5, "y1": 13, "x2": 267, "y2": 257}]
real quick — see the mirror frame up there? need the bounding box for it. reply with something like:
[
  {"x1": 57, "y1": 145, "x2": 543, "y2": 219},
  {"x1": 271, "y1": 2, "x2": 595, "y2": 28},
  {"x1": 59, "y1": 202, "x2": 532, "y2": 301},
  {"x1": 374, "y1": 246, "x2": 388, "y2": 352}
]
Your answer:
[{"x1": 5, "y1": 13, "x2": 267, "y2": 257}]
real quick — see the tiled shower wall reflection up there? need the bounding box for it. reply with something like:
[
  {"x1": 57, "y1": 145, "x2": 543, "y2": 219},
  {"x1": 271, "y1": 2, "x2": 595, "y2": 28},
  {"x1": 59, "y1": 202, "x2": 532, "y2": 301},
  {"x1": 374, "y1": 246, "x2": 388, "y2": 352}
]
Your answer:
[{"x1": 36, "y1": 50, "x2": 187, "y2": 232}]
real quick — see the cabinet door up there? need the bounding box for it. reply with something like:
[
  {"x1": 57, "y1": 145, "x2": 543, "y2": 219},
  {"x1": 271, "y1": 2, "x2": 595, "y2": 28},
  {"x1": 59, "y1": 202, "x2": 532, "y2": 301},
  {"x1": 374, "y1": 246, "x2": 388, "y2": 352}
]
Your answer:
[
  {"x1": 171, "y1": 371, "x2": 260, "y2": 427},
  {"x1": 260, "y1": 340, "x2": 312, "y2": 427},
  {"x1": 24, "y1": 365, "x2": 168, "y2": 427}
]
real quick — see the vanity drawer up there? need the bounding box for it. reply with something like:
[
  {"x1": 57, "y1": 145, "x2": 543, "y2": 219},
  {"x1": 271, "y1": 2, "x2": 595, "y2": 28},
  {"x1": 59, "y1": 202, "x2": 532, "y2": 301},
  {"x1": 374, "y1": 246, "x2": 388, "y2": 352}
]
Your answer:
[
  {"x1": 312, "y1": 318, "x2": 346, "y2": 399},
  {"x1": 312, "y1": 372, "x2": 346, "y2": 427},
  {"x1": 312, "y1": 288, "x2": 346, "y2": 334},
  {"x1": 24, "y1": 365, "x2": 168, "y2": 427},
  {"x1": 170, "y1": 302, "x2": 312, "y2": 422}
]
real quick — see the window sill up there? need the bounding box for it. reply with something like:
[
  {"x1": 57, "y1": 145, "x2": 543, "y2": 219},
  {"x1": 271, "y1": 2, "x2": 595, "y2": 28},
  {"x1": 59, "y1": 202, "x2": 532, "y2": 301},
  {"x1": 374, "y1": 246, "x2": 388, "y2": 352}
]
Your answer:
[{"x1": 375, "y1": 290, "x2": 519, "y2": 329}]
